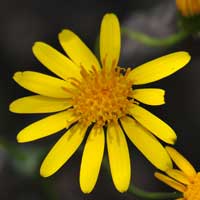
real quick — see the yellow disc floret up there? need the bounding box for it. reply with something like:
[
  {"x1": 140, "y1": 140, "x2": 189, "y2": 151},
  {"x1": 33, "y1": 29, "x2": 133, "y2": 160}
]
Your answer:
[
  {"x1": 184, "y1": 172, "x2": 200, "y2": 200},
  {"x1": 70, "y1": 66, "x2": 133, "y2": 127}
]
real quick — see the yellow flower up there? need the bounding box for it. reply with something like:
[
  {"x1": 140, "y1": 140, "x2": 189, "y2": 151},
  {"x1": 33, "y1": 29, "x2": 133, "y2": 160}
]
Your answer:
[
  {"x1": 10, "y1": 13, "x2": 190, "y2": 193},
  {"x1": 155, "y1": 147, "x2": 200, "y2": 200},
  {"x1": 176, "y1": 0, "x2": 200, "y2": 17}
]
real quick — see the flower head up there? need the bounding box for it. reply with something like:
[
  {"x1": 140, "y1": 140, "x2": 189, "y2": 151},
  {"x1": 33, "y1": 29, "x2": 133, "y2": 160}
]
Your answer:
[
  {"x1": 176, "y1": 0, "x2": 200, "y2": 17},
  {"x1": 10, "y1": 13, "x2": 191, "y2": 193},
  {"x1": 155, "y1": 147, "x2": 200, "y2": 200}
]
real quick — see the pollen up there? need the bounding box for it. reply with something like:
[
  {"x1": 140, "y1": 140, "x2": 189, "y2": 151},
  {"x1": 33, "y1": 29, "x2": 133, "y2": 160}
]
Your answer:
[
  {"x1": 184, "y1": 172, "x2": 200, "y2": 200},
  {"x1": 69, "y1": 66, "x2": 133, "y2": 127}
]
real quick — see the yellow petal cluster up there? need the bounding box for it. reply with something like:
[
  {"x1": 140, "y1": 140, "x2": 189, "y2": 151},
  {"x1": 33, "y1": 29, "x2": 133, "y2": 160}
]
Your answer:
[
  {"x1": 155, "y1": 147, "x2": 200, "y2": 200},
  {"x1": 10, "y1": 13, "x2": 191, "y2": 193},
  {"x1": 176, "y1": 0, "x2": 200, "y2": 17}
]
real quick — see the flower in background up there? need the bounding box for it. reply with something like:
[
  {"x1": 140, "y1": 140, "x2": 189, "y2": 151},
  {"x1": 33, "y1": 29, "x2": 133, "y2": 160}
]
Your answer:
[
  {"x1": 10, "y1": 13, "x2": 190, "y2": 193},
  {"x1": 176, "y1": 0, "x2": 200, "y2": 17},
  {"x1": 155, "y1": 146, "x2": 200, "y2": 200}
]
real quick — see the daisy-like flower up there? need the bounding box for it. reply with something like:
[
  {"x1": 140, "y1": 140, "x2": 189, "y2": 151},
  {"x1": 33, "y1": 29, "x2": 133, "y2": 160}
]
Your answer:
[
  {"x1": 176, "y1": 0, "x2": 200, "y2": 17},
  {"x1": 155, "y1": 147, "x2": 200, "y2": 200},
  {"x1": 10, "y1": 13, "x2": 190, "y2": 193}
]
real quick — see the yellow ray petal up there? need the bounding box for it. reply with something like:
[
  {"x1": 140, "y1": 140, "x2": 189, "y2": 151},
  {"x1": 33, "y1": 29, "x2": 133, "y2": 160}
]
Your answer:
[
  {"x1": 80, "y1": 127, "x2": 104, "y2": 193},
  {"x1": 9, "y1": 95, "x2": 72, "y2": 113},
  {"x1": 17, "y1": 110, "x2": 76, "y2": 142},
  {"x1": 129, "y1": 104, "x2": 176, "y2": 144},
  {"x1": 13, "y1": 71, "x2": 73, "y2": 98},
  {"x1": 187, "y1": 0, "x2": 193, "y2": 15},
  {"x1": 154, "y1": 172, "x2": 186, "y2": 192},
  {"x1": 121, "y1": 117, "x2": 172, "y2": 171},
  {"x1": 166, "y1": 146, "x2": 196, "y2": 178},
  {"x1": 107, "y1": 123, "x2": 131, "y2": 193},
  {"x1": 100, "y1": 13, "x2": 120, "y2": 71},
  {"x1": 132, "y1": 88, "x2": 165, "y2": 106},
  {"x1": 166, "y1": 169, "x2": 190, "y2": 185},
  {"x1": 128, "y1": 52, "x2": 190, "y2": 85},
  {"x1": 176, "y1": 0, "x2": 187, "y2": 16},
  {"x1": 58, "y1": 29, "x2": 100, "y2": 71},
  {"x1": 193, "y1": 0, "x2": 200, "y2": 15},
  {"x1": 32, "y1": 42, "x2": 81, "y2": 80},
  {"x1": 40, "y1": 123, "x2": 87, "y2": 177}
]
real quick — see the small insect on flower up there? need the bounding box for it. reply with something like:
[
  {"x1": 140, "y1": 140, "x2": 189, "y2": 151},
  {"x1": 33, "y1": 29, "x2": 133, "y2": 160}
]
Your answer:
[
  {"x1": 176, "y1": 0, "x2": 200, "y2": 17},
  {"x1": 10, "y1": 13, "x2": 191, "y2": 193},
  {"x1": 155, "y1": 147, "x2": 200, "y2": 200}
]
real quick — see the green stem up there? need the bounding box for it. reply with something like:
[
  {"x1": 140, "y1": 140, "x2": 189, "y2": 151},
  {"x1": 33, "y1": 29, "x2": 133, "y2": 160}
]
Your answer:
[
  {"x1": 129, "y1": 184, "x2": 182, "y2": 200},
  {"x1": 122, "y1": 27, "x2": 189, "y2": 47},
  {"x1": 102, "y1": 156, "x2": 182, "y2": 199},
  {"x1": 0, "y1": 137, "x2": 183, "y2": 200}
]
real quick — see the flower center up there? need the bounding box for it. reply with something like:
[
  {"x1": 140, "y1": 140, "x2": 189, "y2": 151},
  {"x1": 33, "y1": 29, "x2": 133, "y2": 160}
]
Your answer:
[
  {"x1": 184, "y1": 172, "x2": 200, "y2": 200},
  {"x1": 70, "y1": 66, "x2": 133, "y2": 127}
]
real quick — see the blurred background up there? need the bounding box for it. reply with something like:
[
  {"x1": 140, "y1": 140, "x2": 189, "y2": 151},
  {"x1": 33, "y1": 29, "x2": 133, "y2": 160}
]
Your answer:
[{"x1": 1, "y1": 0, "x2": 200, "y2": 199}]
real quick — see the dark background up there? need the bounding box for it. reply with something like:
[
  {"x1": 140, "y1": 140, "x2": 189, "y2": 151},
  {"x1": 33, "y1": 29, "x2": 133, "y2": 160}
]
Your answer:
[{"x1": 1, "y1": 0, "x2": 200, "y2": 199}]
